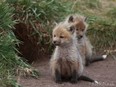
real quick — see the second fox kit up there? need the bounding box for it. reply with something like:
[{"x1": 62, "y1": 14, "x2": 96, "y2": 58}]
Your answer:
[
  {"x1": 50, "y1": 22, "x2": 97, "y2": 83},
  {"x1": 64, "y1": 14, "x2": 107, "y2": 66}
]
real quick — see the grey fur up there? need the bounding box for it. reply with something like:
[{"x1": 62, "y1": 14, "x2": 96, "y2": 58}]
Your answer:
[
  {"x1": 50, "y1": 23, "x2": 84, "y2": 81},
  {"x1": 64, "y1": 14, "x2": 107, "y2": 66}
]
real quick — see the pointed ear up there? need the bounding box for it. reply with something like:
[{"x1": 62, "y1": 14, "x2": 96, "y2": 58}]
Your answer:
[{"x1": 68, "y1": 16, "x2": 74, "y2": 22}]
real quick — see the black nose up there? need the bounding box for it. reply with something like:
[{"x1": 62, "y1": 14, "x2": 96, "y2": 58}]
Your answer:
[
  {"x1": 78, "y1": 35, "x2": 83, "y2": 39},
  {"x1": 53, "y1": 41, "x2": 57, "y2": 44},
  {"x1": 53, "y1": 41, "x2": 60, "y2": 45}
]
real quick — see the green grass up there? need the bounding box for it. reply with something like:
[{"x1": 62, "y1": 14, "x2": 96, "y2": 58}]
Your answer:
[
  {"x1": 0, "y1": 3, "x2": 21, "y2": 87},
  {"x1": 107, "y1": 7, "x2": 116, "y2": 19},
  {"x1": 7, "y1": 0, "x2": 72, "y2": 52},
  {"x1": 87, "y1": 18, "x2": 116, "y2": 50},
  {"x1": 0, "y1": 0, "x2": 116, "y2": 86},
  {"x1": 0, "y1": 0, "x2": 72, "y2": 86},
  {"x1": 0, "y1": 2, "x2": 39, "y2": 87}
]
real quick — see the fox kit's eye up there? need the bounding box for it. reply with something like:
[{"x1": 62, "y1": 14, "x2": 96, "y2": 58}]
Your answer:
[
  {"x1": 60, "y1": 36, "x2": 64, "y2": 38},
  {"x1": 54, "y1": 35, "x2": 56, "y2": 37},
  {"x1": 68, "y1": 26, "x2": 75, "y2": 34},
  {"x1": 69, "y1": 26, "x2": 75, "y2": 32},
  {"x1": 76, "y1": 28, "x2": 78, "y2": 31},
  {"x1": 70, "y1": 26, "x2": 75, "y2": 31},
  {"x1": 82, "y1": 29, "x2": 84, "y2": 31}
]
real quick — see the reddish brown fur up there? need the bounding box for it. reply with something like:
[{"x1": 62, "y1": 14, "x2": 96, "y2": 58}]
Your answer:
[
  {"x1": 75, "y1": 21, "x2": 86, "y2": 31},
  {"x1": 53, "y1": 27, "x2": 71, "y2": 41}
]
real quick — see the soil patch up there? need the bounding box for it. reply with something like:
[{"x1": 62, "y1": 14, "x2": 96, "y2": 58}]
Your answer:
[{"x1": 20, "y1": 56, "x2": 116, "y2": 87}]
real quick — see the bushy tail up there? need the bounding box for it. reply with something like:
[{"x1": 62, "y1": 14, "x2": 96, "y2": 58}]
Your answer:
[{"x1": 78, "y1": 75, "x2": 98, "y2": 84}]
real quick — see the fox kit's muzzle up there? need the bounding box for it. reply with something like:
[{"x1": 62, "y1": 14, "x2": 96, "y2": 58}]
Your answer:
[{"x1": 53, "y1": 40, "x2": 60, "y2": 46}]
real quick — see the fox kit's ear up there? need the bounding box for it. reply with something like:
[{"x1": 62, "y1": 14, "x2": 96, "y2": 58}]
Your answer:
[
  {"x1": 68, "y1": 15, "x2": 74, "y2": 22},
  {"x1": 68, "y1": 26, "x2": 75, "y2": 34}
]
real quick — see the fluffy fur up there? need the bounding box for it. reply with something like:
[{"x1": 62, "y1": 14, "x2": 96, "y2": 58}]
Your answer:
[
  {"x1": 50, "y1": 22, "x2": 83, "y2": 83},
  {"x1": 65, "y1": 14, "x2": 107, "y2": 66}
]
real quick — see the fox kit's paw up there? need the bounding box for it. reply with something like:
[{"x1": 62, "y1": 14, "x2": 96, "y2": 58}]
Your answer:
[
  {"x1": 55, "y1": 70, "x2": 62, "y2": 84},
  {"x1": 55, "y1": 79, "x2": 62, "y2": 84},
  {"x1": 85, "y1": 60, "x2": 91, "y2": 66},
  {"x1": 102, "y1": 55, "x2": 107, "y2": 59},
  {"x1": 70, "y1": 70, "x2": 78, "y2": 84},
  {"x1": 70, "y1": 78, "x2": 78, "y2": 84}
]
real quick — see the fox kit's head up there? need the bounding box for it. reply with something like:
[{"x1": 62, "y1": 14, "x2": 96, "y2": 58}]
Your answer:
[
  {"x1": 52, "y1": 23, "x2": 76, "y2": 46},
  {"x1": 66, "y1": 14, "x2": 88, "y2": 39}
]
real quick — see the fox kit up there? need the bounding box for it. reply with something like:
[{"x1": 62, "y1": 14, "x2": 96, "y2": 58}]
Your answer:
[
  {"x1": 65, "y1": 14, "x2": 107, "y2": 66},
  {"x1": 50, "y1": 22, "x2": 98, "y2": 83}
]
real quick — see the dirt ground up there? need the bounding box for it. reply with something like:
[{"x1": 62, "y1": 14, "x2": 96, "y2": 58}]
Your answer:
[{"x1": 20, "y1": 55, "x2": 116, "y2": 87}]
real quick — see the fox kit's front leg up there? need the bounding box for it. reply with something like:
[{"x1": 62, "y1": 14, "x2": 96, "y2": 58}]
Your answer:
[
  {"x1": 70, "y1": 70, "x2": 78, "y2": 83},
  {"x1": 55, "y1": 69, "x2": 62, "y2": 83}
]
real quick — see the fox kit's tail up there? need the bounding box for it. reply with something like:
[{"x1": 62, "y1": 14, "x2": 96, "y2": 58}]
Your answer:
[
  {"x1": 91, "y1": 54, "x2": 107, "y2": 63},
  {"x1": 78, "y1": 75, "x2": 98, "y2": 84},
  {"x1": 86, "y1": 54, "x2": 107, "y2": 66}
]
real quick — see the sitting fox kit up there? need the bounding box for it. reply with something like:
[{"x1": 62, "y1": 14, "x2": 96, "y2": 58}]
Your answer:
[
  {"x1": 50, "y1": 22, "x2": 83, "y2": 83},
  {"x1": 65, "y1": 14, "x2": 107, "y2": 66},
  {"x1": 50, "y1": 21, "x2": 97, "y2": 83}
]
